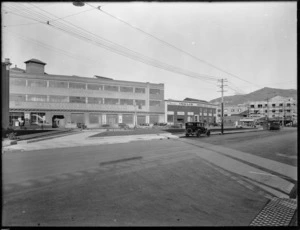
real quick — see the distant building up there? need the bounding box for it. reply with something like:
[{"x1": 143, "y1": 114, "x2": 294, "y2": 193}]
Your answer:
[
  {"x1": 9, "y1": 58, "x2": 165, "y2": 128},
  {"x1": 165, "y1": 98, "x2": 218, "y2": 125},
  {"x1": 214, "y1": 96, "x2": 297, "y2": 126},
  {"x1": 248, "y1": 96, "x2": 297, "y2": 125},
  {"x1": 215, "y1": 104, "x2": 248, "y2": 124}
]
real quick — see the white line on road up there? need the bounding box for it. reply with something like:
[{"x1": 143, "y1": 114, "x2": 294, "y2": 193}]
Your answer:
[{"x1": 249, "y1": 171, "x2": 277, "y2": 176}]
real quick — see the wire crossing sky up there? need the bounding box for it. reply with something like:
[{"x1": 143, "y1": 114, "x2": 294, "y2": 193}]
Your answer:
[{"x1": 2, "y1": 2, "x2": 297, "y2": 101}]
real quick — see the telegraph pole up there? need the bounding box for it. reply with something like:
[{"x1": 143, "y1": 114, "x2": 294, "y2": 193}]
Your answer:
[{"x1": 218, "y1": 79, "x2": 227, "y2": 134}]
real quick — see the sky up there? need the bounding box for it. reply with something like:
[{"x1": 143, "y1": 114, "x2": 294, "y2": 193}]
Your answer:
[{"x1": 2, "y1": 1, "x2": 297, "y2": 101}]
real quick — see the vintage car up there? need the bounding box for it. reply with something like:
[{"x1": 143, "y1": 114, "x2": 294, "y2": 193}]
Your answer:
[
  {"x1": 185, "y1": 122, "x2": 210, "y2": 137},
  {"x1": 269, "y1": 121, "x2": 281, "y2": 130}
]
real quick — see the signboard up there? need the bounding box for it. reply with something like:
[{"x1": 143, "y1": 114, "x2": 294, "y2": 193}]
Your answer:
[
  {"x1": 177, "y1": 111, "x2": 185, "y2": 115},
  {"x1": 25, "y1": 113, "x2": 30, "y2": 119},
  {"x1": 187, "y1": 112, "x2": 194, "y2": 115},
  {"x1": 167, "y1": 111, "x2": 174, "y2": 115}
]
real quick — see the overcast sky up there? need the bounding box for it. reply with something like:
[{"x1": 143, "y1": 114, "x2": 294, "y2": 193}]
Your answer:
[{"x1": 2, "y1": 1, "x2": 297, "y2": 101}]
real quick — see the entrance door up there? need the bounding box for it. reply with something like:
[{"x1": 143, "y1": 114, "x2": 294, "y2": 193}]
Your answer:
[{"x1": 52, "y1": 115, "x2": 65, "y2": 128}]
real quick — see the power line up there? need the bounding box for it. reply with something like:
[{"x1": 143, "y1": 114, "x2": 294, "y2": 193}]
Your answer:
[
  {"x1": 4, "y1": 3, "x2": 219, "y2": 85},
  {"x1": 86, "y1": 2, "x2": 262, "y2": 89}
]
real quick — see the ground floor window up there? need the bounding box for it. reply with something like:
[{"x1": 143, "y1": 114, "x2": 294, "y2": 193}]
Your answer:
[
  {"x1": 137, "y1": 115, "x2": 146, "y2": 125},
  {"x1": 107, "y1": 114, "x2": 118, "y2": 125},
  {"x1": 31, "y1": 112, "x2": 46, "y2": 124},
  {"x1": 149, "y1": 115, "x2": 159, "y2": 124},
  {"x1": 167, "y1": 115, "x2": 174, "y2": 123},
  {"x1": 122, "y1": 114, "x2": 133, "y2": 124},
  {"x1": 71, "y1": 113, "x2": 84, "y2": 124},
  {"x1": 89, "y1": 113, "x2": 101, "y2": 124},
  {"x1": 9, "y1": 112, "x2": 24, "y2": 126}
]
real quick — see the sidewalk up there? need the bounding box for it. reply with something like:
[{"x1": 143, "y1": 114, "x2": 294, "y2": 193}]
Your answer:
[{"x1": 2, "y1": 127, "x2": 265, "y2": 151}]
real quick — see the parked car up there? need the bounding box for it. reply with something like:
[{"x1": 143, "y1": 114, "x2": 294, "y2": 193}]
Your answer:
[
  {"x1": 185, "y1": 122, "x2": 210, "y2": 137},
  {"x1": 118, "y1": 123, "x2": 129, "y2": 129},
  {"x1": 269, "y1": 121, "x2": 280, "y2": 130}
]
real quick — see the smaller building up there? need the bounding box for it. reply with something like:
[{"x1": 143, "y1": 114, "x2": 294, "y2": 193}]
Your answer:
[{"x1": 165, "y1": 98, "x2": 218, "y2": 126}]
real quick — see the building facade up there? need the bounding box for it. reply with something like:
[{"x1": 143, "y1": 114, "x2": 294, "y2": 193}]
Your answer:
[
  {"x1": 248, "y1": 96, "x2": 297, "y2": 124},
  {"x1": 215, "y1": 104, "x2": 248, "y2": 123},
  {"x1": 9, "y1": 59, "x2": 165, "y2": 128},
  {"x1": 165, "y1": 98, "x2": 217, "y2": 126},
  {"x1": 2, "y1": 59, "x2": 11, "y2": 130}
]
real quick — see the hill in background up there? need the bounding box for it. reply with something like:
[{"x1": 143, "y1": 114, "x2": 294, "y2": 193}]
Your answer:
[{"x1": 209, "y1": 87, "x2": 297, "y2": 106}]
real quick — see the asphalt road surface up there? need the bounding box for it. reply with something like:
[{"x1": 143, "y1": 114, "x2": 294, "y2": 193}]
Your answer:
[
  {"x1": 187, "y1": 128, "x2": 297, "y2": 166},
  {"x1": 2, "y1": 129, "x2": 296, "y2": 226}
]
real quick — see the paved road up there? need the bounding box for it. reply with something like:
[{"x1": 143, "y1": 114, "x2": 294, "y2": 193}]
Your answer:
[
  {"x1": 185, "y1": 128, "x2": 297, "y2": 166},
  {"x1": 2, "y1": 130, "x2": 297, "y2": 226}
]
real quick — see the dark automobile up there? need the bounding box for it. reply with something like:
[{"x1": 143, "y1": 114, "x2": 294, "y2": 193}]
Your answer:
[
  {"x1": 185, "y1": 122, "x2": 210, "y2": 137},
  {"x1": 118, "y1": 123, "x2": 129, "y2": 129},
  {"x1": 269, "y1": 121, "x2": 280, "y2": 130}
]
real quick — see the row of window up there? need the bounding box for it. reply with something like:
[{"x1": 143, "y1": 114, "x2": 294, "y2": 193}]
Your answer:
[
  {"x1": 252, "y1": 110, "x2": 292, "y2": 113},
  {"x1": 10, "y1": 94, "x2": 163, "y2": 106},
  {"x1": 10, "y1": 78, "x2": 162, "y2": 95},
  {"x1": 250, "y1": 103, "x2": 293, "y2": 108}
]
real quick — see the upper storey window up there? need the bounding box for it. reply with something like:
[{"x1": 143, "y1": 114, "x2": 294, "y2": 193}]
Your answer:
[
  {"x1": 120, "y1": 86, "x2": 134, "y2": 93},
  {"x1": 10, "y1": 94, "x2": 26, "y2": 102},
  {"x1": 104, "y1": 85, "x2": 118, "y2": 92},
  {"x1": 49, "y1": 81, "x2": 68, "y2": 88},
  {"x1": 149, "y1": 100, "x2": 161, "y2": 107},
  {"x1": 104, "y1": 98, "x2": 119, "y2": 105},
  {"x1": 10, "y1": 78, "x2": 26, "y2": 86},
  {"x1": 87, "y1": 84, "x2": 103, "y2": 90},
  {"x1": 150, "y1": 89, "x2": 161, "y2": 95},
  {"x1": 27, "y1": 79, "x2": 47, "y2": 87},
  {"x1": 135, "y1": 87, "x2": 145, "y2": 94},
  {"x1": 27, "y1": 94, "x2": 47, "y2": 102},
  {"x1": 69, "y1": 82, "x2": 86, "y2": 89}
]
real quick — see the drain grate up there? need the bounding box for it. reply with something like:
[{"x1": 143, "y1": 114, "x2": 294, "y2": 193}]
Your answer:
[{"x1": 250, "y1": 197, "x2": 297, "y2": 226}]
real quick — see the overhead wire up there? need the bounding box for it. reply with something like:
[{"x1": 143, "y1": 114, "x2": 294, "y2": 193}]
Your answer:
[
  {"x1": 86, "y1": 2, "x2": 262, "y2": 89},
  {"x1": 4, "y1": 3, "x2": 219, "y2": 85}
]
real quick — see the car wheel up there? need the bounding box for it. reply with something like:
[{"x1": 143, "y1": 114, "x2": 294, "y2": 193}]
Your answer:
[{"x1": 206, "y1": 130, "x2": 211, "y2": 137}]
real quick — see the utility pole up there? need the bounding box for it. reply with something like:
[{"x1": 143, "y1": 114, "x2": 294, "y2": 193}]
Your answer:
[{"x1": 218, "y1": 79, "x2": 227, "y2": 134}]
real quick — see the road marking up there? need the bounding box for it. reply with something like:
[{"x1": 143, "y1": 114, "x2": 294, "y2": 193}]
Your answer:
[
  {"x1": 249, "y1": 171, "x2": 277, "y2": 177},
  {"x1": 275, "y1": 153, "x2": 297, "y2": 159}
]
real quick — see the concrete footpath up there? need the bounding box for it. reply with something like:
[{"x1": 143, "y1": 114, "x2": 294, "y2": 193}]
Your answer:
[{"x1": 2, "y1": 127, "x2": 263, "y2": 149}]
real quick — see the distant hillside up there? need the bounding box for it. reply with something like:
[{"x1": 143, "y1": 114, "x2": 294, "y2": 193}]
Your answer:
[{"x1": 209, "y1": 87, "x2": 297, "y2": 105}]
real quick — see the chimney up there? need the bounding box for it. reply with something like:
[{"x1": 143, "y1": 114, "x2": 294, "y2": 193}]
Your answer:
[{"x1": 24, "y1": 59, "x2": 46, "y2": 74}]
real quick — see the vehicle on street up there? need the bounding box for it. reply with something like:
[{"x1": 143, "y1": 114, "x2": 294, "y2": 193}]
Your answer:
[
  {"x1": 185, "y1": 122, "x2": 210, "y2": 137},
  {"x1": 269, "y1": 121, "x2": 280, "y2": 130}
]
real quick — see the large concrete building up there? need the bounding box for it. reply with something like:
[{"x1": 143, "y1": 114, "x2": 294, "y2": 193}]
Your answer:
[
  {"x1": 248, "y1": 96, "x2": 297, "y2": 125},
  {"x1": 165, "y1": 98, "x2": 217, "y2": 126},
  {"x1": 9, "y1": 58, "x2": 165, "y2": 128}
]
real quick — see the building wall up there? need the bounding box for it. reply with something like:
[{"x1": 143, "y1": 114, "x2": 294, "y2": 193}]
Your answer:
[
  {"x1": 9, "y1": 68, "x2": 165, "y2": 128},
  {"x1": 249, "y1": 97, "x2": 297, "y2": 122},
  {"x1": 165, "y1": 100, "x2": 217, "y2": 125},
  {"x1": 2, "y1": 63, "x2": 10, "y2": 130}
]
